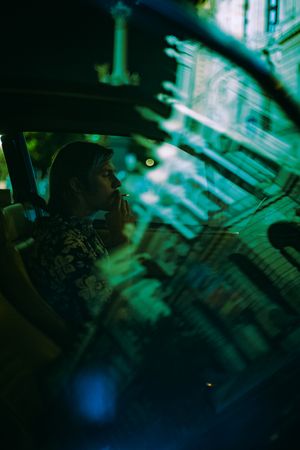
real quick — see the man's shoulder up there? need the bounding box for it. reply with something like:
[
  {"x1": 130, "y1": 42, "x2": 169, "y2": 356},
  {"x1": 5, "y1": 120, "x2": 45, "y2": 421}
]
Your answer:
[
  {"x1": 34, "y1": 215, "x2": 86, "y2": 244},
  {"x1": 33, "y1": 214, "x2": 107, "y2": 258}
]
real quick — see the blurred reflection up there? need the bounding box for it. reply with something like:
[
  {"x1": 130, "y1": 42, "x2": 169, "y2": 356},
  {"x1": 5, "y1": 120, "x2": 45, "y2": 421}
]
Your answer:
[{"x1": 69, "y1": 369, "x2": 117, "y2": 424}]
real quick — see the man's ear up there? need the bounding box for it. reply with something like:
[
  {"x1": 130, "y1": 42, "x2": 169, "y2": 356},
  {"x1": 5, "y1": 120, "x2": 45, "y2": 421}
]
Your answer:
[{"x1": 69, "y1": 177, "x2": 84, "y2": 194}]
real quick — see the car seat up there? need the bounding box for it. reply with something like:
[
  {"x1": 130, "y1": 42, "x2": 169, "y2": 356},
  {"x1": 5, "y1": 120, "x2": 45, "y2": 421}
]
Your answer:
[{"x1": 0, "y1": 202, "x2": 72, "y2": 348}]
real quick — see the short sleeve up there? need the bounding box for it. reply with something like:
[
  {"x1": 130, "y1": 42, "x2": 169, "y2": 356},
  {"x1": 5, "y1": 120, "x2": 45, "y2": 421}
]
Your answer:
[{"x1": 59, "y1": 231, "x2": 112, "y2": 321}]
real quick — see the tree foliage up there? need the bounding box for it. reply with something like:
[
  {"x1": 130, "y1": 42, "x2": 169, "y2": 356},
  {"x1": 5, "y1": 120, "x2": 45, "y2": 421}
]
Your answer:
[{"x1": 24, "y1": 132, "x2": 87, "y2": 176}]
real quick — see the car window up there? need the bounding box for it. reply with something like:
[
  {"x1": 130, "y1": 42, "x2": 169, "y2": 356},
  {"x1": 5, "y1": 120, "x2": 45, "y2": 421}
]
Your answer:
[
  {"x1": 0, "y1": 137, "x2": 11, "y2": 191},
  {"x1": 25, "y1": 121, "x2": 300, "y2": 370}
]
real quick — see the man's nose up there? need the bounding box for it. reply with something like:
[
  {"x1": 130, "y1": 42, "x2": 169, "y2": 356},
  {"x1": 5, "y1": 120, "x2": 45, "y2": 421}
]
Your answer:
[{"x1": 113, "y1": 174, "x2": 121, "y2": 189}]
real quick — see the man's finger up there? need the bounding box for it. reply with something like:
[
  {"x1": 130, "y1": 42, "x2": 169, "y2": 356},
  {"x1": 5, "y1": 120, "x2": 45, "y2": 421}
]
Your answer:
[
  {"x1": 121, "y1": 198, "x2": 127, "y2": 216},
  {"x1": 124, "y1": 200, "x2": 130, "y2": 216},
  {"x1": 111, "y1": 191, "x2": 121, "y2": 210}
]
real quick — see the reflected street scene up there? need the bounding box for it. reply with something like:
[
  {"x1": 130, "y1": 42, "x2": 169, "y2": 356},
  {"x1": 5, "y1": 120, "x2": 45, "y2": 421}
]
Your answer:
[{"x1": 0, "y1": 1, "x2": 299, "y2": 449}]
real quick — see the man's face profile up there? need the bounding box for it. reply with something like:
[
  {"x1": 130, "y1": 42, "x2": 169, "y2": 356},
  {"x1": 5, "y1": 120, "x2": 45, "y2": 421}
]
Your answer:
[{"x1": 84, "y1": 160, "x2": 122, "y2": 212}]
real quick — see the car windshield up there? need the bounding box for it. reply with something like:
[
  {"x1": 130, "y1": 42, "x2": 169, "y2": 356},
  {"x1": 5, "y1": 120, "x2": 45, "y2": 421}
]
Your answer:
[{"x1": 0, "y1": 1, "x2": 299, "y2": 449}]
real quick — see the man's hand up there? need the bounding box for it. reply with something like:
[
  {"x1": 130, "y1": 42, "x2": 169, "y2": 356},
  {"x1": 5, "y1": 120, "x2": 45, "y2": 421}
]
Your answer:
[{"x1": 105, "y1": 192, "x2": 135, "y2": 247}]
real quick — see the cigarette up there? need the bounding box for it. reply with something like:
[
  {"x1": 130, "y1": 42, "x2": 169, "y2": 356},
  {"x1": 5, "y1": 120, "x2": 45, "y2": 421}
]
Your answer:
[{"x1": 122, "y1": 193, "x2": 130, "y2": 197}]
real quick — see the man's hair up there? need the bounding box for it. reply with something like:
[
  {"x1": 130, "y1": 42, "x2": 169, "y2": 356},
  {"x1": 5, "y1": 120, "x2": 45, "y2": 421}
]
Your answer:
[{"x1": 47, "y1": 141, "x2": 113, "y2": 215}]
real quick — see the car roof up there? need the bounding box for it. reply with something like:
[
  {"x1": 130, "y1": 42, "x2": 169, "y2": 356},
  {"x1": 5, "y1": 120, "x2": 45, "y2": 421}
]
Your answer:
[
  {"x1": 0, "y1": 2, "x2": 174, "y2": 136},
  {"x1": 0, "y1": 80, "x2": 171, "y2": 137}
]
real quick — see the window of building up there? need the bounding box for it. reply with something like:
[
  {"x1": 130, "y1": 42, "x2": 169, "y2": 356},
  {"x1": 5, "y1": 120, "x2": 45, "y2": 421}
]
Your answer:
[{"x1": 266, "y1": 0, "x2": 279, "y2": 33}]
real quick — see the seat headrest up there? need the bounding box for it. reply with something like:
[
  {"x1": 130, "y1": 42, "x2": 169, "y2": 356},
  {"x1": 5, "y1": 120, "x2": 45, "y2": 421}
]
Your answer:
[{"x1": 0, "y1": 203, "x2": 33, "y2": 243}]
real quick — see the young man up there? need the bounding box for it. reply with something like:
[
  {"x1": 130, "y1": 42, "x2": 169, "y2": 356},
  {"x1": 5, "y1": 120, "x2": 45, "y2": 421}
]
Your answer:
[{"x1": 27, "y1": 141, "x2": 132, "y2": 333}]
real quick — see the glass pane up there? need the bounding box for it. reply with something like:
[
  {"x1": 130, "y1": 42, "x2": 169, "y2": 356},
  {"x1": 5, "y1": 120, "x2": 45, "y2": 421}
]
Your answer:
[
  {"x1": 19, "y1": 3, "x2": 300, "y2": 447},
  {"x1": 269, "y1": 9, "x2": 277, "y2": 24}
]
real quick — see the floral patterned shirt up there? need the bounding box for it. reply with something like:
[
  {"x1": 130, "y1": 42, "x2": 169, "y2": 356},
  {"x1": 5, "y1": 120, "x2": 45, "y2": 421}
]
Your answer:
[{"x1": 26, "y1": 214, "x2": 111, "y2": 331}]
